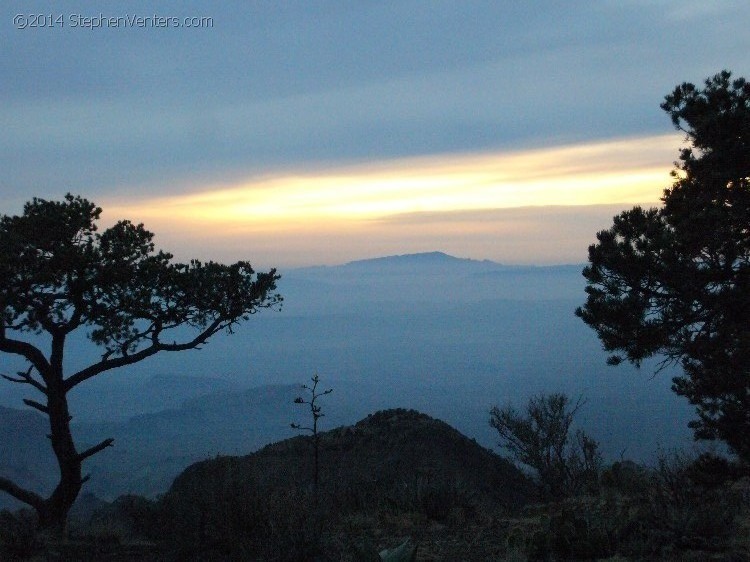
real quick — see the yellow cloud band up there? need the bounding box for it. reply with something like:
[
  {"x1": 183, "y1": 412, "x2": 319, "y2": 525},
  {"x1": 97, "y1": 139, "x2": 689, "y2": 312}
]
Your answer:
[
  {"x1": 101, "y1": 133, "x2": 681, "y2": 266},
  {"x1": 108, "y1": 133, "x2": 678, "y2": 228}
]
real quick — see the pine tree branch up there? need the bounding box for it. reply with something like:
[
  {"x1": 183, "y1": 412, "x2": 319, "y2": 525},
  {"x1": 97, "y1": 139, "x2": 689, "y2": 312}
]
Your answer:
[
  {"x1": 1, "y1": 366, "x2": 47, "y2": 395},
  {"x1": 78, "y1": 438, "x2": 114, "y2": 462},
  {"x1": 0, "y1": 476, "x2": 45, "y2": 510},
  {"x1": 22, "y1": 398, "x2": 48, "y2": 414},
  {"x1": 65, "y1": 319, "x2": 225, "y2": 391},
  {"x1": 0, "y1": 331, "x2": 51, "y2": 383}
]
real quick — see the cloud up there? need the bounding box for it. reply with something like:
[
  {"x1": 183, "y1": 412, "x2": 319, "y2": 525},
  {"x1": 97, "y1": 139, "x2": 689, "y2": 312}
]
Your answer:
[
  {"x1": 609, "y1": 0, "x2": 747, "y2": 22},
  {"x1": 369, "y1": 204, "x2": 648, "y2": 266},
  {"x1": 98, "y1": 134, "x2": 675, "y2": 267},
  {"x1": 2, "y1": 2, "x2": 748, "y2": 201},
  {"x1": 106, "y1": 202, "x2": 645, "y2": 270},
  {"x1": 105, "y1": 133, "x2": 676, "y2": 220}
]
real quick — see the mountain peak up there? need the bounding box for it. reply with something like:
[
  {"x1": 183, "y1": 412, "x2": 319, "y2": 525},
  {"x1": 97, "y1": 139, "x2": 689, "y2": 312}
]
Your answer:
[
  {"x1": 168, "y1": 407, "x2": 533, "y2": 508},
  {"x1": 344, "y1": 251, "x2": 496, "y2": 267}
]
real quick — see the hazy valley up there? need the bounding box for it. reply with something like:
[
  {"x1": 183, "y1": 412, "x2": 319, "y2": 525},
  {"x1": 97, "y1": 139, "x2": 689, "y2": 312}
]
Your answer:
[{"x1": 0, "y1": 252, "x2": 693, "y2": 506}]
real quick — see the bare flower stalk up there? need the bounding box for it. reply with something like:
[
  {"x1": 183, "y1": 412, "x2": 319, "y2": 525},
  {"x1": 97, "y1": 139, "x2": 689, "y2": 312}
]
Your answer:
[{"x1": 291, "y1": 373, "x2": 332, "y2": 499}]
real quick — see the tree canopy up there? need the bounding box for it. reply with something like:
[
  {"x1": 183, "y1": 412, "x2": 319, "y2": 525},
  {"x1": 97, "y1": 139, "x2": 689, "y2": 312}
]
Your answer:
[
  {"x1": 576, "y1": 71, "x2": 750, "y2": 459},
  {"x1": 0, "y1": 194, "x2": 281, "y2": 531}
]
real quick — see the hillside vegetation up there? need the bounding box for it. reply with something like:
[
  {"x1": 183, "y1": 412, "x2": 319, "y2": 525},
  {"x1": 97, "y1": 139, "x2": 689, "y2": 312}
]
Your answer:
[
  {"x1": 3, "y1": 408, "x2": 747, "y2": 561},
  {"x1": 162, "y1": 409, "x2": 534, "y2": 560}
]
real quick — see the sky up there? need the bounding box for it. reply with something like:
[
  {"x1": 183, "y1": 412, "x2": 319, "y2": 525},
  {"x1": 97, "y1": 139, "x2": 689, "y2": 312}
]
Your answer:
[{"x1": 3, "y1": 1, "x2": 749, "y2": 268}]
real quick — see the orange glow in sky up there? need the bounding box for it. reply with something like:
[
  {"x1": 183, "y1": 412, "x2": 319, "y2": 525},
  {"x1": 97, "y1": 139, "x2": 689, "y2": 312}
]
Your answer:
[{"x1": 104, "y1": 134, "x2": 680, "y2": 266}]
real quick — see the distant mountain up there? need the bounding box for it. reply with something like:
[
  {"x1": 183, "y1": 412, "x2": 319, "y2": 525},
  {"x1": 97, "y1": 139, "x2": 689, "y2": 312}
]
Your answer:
[
  {"x1": 279, "y1": 251, "x2": 585, "y2": 314},
  {"x1": 0, "y1": 385, "x2": 307, "y2": 506},
  {"x1": 69, "y1": 373, "x2": 241, "y2": 422},
  {"x1": 75, "y1": 384, "x2": 304, "y2": 499},
  {"x1": 0, "y1": 406, "x2": 57, "y2": 509},
  {"x1": 75, "y1": 379, "x2": 433, "y2": 500},
  {"x1": 0, "y1": 373, "x2": 241, "y2": 423},
  {"x1": 343, "y1": 251, "x2": 500, "y2": 268},
  {"x1": 293, "y1": 251, "x2": 504, "y2": 278}
]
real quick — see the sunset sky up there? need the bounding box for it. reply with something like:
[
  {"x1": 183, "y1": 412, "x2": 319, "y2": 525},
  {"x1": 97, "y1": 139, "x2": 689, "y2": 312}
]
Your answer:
[{"x1": 3, "y1": 1, "x2": 749, "y2": 268}]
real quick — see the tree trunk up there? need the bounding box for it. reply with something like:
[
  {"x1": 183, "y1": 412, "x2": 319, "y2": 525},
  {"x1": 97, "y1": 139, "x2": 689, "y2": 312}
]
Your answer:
[
  {"x1": 37, "y1": 381, "x2": 83, "y2": 535},
  {"x1": 0, "y1": 337, "x2": 113, "y2": 534}
]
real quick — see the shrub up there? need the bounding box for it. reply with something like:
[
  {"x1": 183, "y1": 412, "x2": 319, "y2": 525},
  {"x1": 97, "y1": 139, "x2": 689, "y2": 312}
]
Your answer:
[
  {"x1": 526, "y1": 451, "x2": 746, "y2": 560},
  {"x1": 490, "y1": 393, "x2": 602, "y2": 500},
  {"x1": 161, "y1": 463, "x2": 330, "y2": 561},
  {"x1": 0, "y1": 509, "x2": 41, "y2": 560},
  {"x1": 626, "y1": 451, "x2": 742, "y2": 556}
]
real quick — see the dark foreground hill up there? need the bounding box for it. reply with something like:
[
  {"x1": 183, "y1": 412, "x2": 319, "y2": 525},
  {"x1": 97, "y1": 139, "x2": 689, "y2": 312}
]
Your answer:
[
  {"x1": 169, "y1": 408, "x2": 532, "y2": 508},
  {"x1": 160, "y1": 409, "x2": 534, "y2": 560},
  {"x1": 5, "y1": 409, "x2": 747, "y2": 561}
]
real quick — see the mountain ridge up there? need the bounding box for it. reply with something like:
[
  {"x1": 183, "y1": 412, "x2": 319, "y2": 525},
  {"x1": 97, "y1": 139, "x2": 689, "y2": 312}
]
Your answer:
[
  {"x1": 343, "y1": 250, "x2": 500, "y2": 267},
  {"x1": 288, "y1": 251, "x2": 503, "y2": 273}
]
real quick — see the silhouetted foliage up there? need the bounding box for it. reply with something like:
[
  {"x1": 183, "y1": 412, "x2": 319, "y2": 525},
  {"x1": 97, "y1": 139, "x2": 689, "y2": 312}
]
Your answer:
[
  {"x1": 161, "y1": 410, "x2": 533, "y2": 560},
  {"x1": 0, "y1": 194, "x2": 281, "y2": 533},
  {"x1": 85, "y1": 494, "x2": 162, "y2": 542},
  {"x1": 0, "y1": 509, "x2": 40, "y2": 559},
  {"x1": 37, "y1": 413, "x2": 747, "y2": 561},
  {"x1": 490, "y1": 393, "x2": 602, "y2": 500},
  {"x1": 521, "y1": 451, "x2": 745, "y2": 561},
  {"x1": 577, "y1": 70, "x2": 750, "y2": 460},
  {"x1": 161, "y1": 459, "x2": 326, "y2": 561}
]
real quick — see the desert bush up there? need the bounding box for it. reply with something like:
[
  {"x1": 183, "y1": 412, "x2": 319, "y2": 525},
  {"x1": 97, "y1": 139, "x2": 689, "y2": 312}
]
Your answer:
[
  {"x1": 528, "y1": 452, "x2": 745, "y2": 560},
  {"x1": 160, "y1": 464, "x2": 482, "y2": 560},
  {"x1": 83, "y1": 494, "x2": 162, "y2": 541},
  {"x1": 382, "y1": 474, "x2": 477, "y2": 522},
  {"x1": 161, "y1": 466, "x2": 331, "y2": 561},
  {"x1": 624, "y1": 451, "x2": 742, "y2": 556},
  {"x1": 600, "y1": 460, "x2": 650, "y2": 497},
  {"x1": 528, "y1": 497, "x2": 628, "y2": 560},
  {"x1": 0, "y1": 508, "x2": 41, "y2": 560},
  {"x1": 490, "y1": 393, "x2": 602, "y2": 501},
  {"x1": 316, "y1": 470, "x2": 488, "y2": 524}
]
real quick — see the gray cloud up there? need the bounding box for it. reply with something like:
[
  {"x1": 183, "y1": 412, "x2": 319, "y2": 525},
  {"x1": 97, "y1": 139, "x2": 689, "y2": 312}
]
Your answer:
[{"x1": 2, "y1": 1, "x2": 749, "y2": 202}]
